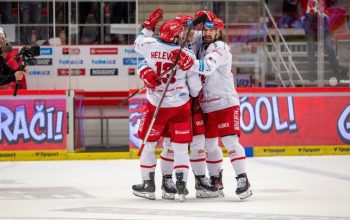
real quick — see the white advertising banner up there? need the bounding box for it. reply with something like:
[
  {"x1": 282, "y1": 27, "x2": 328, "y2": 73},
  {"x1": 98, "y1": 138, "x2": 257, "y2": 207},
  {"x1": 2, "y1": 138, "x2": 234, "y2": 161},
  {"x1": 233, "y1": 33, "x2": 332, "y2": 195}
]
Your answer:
[{"x1": 17, "y1": 45, "x2": 144, "y2": 91}]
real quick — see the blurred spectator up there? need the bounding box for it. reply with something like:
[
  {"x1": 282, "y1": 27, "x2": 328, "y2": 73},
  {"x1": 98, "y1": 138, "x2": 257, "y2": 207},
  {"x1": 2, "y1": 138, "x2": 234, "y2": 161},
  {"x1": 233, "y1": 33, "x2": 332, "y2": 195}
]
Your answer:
[
  {"x1": 59, "y1": 29, "x2": 67, "y2": 45},
  {"x1": 301, "y1": 0, "x2": 344, "y2": 80},
  {"x1": 279, "y1": 0, "x2": 302, "y2": 28},
  {"x1": 78, "y1": 2, "x2": 100, "y2": 43},
  {"x1": 0, "y1": 2, "x2": 13, "y2": 24},
  {"x1": 110, "y1": 2, "x2": 135, "y2": 24},
  {"x1": 109, "y1": 2, "x2": 135, "y2": 44},
  {"x1": 20, "y1": 2, "x2": 42, "y2": 45}
]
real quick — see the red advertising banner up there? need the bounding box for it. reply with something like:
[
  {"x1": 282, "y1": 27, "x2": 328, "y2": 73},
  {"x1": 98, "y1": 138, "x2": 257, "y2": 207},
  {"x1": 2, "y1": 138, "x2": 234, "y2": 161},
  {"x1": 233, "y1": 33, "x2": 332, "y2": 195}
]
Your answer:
[
  {"x1": 0, "y1": 95, "x2": 67, "y2": 151},
  {"x1": 129, "y1": 88, "x2": 350, "y2": 149},
  {"x1": 239, "y1": 95, "x2": 349, "y2": 146}
]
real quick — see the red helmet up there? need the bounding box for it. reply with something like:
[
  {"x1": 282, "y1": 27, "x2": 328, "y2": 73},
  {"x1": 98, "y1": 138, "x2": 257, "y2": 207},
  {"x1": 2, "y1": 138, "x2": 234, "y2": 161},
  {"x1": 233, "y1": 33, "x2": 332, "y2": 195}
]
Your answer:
[
  {"x1": 204, "y1": 17, "x2": 224, "y2": 30},
  {"x1": 213, "y1": 18, "x2": 224, "y2": 30},
  {"x1": 159, "y1": 20, "x2": 183, "y2": 43},
  {"x1": 195, "y1": 10, "x2": 216, "y2": 22},
  {"x1": 174, "y1": 14, "x2": 193, "y2": 27}
]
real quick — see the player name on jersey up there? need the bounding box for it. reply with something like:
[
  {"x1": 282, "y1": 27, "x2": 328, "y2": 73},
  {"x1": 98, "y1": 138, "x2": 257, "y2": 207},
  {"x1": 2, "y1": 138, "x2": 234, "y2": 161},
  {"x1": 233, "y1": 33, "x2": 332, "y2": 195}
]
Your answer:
[{"x1": 151, "y1": 51, "x2": 172, "y2": 60}]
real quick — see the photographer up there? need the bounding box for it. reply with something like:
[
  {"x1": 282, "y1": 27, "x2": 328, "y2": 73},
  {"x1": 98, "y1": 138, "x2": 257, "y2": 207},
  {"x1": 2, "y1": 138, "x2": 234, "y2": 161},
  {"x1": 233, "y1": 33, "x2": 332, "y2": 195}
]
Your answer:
[{"x1": 0, "y1": 28, "x2": 27, "y2": 88}]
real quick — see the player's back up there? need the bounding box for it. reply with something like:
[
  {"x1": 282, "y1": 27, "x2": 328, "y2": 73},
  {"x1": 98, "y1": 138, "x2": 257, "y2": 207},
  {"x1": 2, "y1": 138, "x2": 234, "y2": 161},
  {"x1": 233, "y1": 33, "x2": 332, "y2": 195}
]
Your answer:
[{"x1": 136, "y1": 37, "x2": 193, "y2": 108}]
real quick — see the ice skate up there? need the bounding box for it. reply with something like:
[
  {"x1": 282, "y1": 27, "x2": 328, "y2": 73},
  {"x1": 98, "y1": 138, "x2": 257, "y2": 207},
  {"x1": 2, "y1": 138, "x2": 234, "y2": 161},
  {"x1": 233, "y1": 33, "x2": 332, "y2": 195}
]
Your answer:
[
  {"x1": 235, "y1": 173, "x2": 252, "y2": 200},
  {"x1": 175, "y1": 172, "x2": 187, "y2": 202},
  {"x1": 161, "y1": 174, "x2": 177, "y2": 200},
  {"x1": 210, "y1": 169, "x2": 224, "y2": 197},
  {"x1": 195, "y1": 175, "x2": 218, "y2": 198},
  {"x1": 132, "y1": 172, "x2": 156, "y2": 200}
]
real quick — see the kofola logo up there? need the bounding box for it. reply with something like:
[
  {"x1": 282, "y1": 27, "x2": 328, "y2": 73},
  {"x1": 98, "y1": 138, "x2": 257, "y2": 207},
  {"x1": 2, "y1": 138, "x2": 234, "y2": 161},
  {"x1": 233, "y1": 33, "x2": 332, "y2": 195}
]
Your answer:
[
  {"x1": 57, "y1": 68, "x2": 85, "y2": 76},
  {"x1": 90, "y1": 48, "x2": 118, "y2": 55},
  {"x1": 40, "y1": 48, "x2": 53, "y2": 55},
  {"x1": 62, "y1": 47, "x2": 80, "y2": 55},
  {"x1": 90, "y1": 69, "x2": 118, "y2": 76}
]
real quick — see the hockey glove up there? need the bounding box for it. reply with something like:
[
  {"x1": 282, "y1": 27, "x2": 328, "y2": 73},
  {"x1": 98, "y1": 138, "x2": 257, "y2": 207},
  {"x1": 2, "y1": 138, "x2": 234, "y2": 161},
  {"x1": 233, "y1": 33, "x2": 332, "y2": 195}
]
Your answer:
[
  {"x1": 139, "y1": 67, "x2": 160, "y2": 89},
  {"x1": 143, "y1": 8, "x2": 164, "y2": 31},
  {"x1": 170, "y1": 49, "x2": 194, "y2": 71}
]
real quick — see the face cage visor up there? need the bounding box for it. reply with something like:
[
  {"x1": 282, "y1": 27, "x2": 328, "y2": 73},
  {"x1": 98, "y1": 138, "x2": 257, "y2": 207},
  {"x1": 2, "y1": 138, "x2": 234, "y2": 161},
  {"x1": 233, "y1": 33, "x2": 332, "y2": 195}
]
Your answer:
[{"x1": 203, "y1": 21, "x2": 214, "y2": 28}]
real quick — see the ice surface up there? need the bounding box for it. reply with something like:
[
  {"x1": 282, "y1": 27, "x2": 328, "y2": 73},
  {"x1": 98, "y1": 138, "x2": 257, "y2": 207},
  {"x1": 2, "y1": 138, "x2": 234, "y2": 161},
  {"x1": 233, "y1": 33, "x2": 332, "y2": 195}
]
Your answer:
[{"x1": 0, "y1": 156, "x2": 349, "y2": 220}]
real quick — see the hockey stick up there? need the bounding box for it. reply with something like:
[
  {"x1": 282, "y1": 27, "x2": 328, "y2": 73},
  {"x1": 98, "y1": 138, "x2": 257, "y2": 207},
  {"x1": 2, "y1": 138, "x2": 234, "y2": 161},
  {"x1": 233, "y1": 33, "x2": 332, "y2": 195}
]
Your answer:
[
  {"x1": 137, "y1": 14, "x2": 207, "y2": 157},
  {"x1": 118, "y1": 14, "x2": 208, "y2": 108},
  {"x1": 118, "y1": 66, "x2": 172, "y2": 107}
]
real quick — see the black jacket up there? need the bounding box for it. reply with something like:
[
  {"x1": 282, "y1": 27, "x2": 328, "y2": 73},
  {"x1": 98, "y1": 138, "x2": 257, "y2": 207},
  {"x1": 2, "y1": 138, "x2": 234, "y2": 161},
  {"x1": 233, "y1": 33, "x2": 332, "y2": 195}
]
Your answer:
[{"x1": 0, "y1": 56, "x2": 16, "y2": 86}]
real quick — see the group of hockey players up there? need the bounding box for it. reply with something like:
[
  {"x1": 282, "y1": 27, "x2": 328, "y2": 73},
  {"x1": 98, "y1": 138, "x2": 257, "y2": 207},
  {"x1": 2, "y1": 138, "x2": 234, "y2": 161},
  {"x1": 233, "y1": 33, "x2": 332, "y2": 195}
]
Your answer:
[{"x1": 132, "y1": 8, "x2": 252, "y2": 202}]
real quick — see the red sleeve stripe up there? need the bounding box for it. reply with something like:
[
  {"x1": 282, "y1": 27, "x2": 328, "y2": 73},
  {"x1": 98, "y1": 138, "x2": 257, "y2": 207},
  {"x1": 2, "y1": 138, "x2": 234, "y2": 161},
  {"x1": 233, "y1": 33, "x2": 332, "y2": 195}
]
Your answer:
[
  {"x1": 140, "y1": 164, "x2": 157, "y2": 168},
  {"x1": 190, "y1": 158, "x2": 206, "y2": 162},
  {"x1": 230, "y1": 157, "x2": 246, "y2": 163},
  {"x1": 160, "y1": 155, "x2": 174, "y2": 162},
  {"x1": 206, "y1": 159, "x2": 223, "y2": 164},
  {"x1": 174, "y1": 165, "x2": 190, "y2": 169}
]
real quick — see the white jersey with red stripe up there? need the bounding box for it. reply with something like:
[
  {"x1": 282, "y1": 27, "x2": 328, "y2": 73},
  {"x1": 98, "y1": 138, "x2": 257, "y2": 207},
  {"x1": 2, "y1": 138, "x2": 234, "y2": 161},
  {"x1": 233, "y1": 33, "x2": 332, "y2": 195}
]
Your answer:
[
  {"x1": 135, "y1": 28, "x2": 200, "y2": 108},
  {"x1": 190, "y1": 40, "x2": 239, "y2": 113}
]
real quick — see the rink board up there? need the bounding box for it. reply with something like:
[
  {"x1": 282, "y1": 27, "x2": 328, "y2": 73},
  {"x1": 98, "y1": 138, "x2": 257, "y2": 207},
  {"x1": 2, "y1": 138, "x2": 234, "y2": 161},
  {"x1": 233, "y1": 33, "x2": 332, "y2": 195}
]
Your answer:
[
  {"x1": 1, "y1": 88, "x2": 350, "y2": 161},
  {"x1": 129, "y1": 88, "x2": 350, "y2": 154},
  {"x1": 1, "y1": 145, "x2": 350, "y2": 161}
]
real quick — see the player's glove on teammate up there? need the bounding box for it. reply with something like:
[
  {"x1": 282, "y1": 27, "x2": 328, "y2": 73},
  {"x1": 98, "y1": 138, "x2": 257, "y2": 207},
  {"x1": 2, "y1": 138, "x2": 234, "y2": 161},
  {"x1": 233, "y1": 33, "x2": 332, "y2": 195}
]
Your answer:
[
  {"x1": 170, "y1": 49, "x2": 194, "y2": 71},
  {"x1": 139, "y1": 67, "x2": 160, "y2": 89}
]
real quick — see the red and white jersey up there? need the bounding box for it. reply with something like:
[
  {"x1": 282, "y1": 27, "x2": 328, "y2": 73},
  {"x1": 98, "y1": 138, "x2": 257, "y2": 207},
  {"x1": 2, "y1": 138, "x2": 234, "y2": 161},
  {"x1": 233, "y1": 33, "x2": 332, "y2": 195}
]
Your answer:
[
  {"x1": 190, "y1": 41, "x2": 239, "y2": 113},
  {"x1": 135, "y1": 28, "x2": 200, "y2": 108}
]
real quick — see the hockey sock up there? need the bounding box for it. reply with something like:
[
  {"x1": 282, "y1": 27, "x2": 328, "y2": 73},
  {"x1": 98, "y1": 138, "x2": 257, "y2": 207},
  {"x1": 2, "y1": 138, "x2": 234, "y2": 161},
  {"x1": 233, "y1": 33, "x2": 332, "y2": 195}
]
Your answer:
[
  {"x1": 221, "y1": 135, "x2": 246, "y2": 176},
  {"x1": 190, "y1": 134, "x2": 206, "y2": 176},
  {"x1": 160, "y1": 137, "x2": 174, "y2": 176},
  {"x1": 140, "y1": 141, "x2": 157, "y2": 180},
  {"x1": 172, "y1": 142, "x2": 190, "y2": 182},
  {"x1": 205, "y1": 137, "x2": 223, "y2": 177}
]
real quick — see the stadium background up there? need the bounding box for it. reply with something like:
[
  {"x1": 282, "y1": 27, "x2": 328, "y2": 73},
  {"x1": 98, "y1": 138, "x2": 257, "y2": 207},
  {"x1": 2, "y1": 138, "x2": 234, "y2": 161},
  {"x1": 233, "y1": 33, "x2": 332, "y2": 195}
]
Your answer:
[{"x1": 0, "y1": 0, "x2": 349, "y2": 160}]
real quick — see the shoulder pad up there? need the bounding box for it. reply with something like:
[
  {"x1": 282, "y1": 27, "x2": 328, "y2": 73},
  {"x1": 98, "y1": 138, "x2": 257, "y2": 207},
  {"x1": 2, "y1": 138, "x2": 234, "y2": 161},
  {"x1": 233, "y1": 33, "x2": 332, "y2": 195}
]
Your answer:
[
  {"x1": 141, "y1": 37, "x2": 158, "y2": 46},
  {"x1": 207, "y1": 41, "x2": 229, "y2": 53}
]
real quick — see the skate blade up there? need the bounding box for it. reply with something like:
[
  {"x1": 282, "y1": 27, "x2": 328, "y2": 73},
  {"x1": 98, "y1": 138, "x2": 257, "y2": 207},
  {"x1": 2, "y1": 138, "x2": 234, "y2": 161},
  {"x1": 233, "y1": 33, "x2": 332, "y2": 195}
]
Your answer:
[
  {"x1": 132, "y1": 191, "x2": 156, "y2": 200},
  {"x1": 162, "y1": 191, "x2": 175, "y2": 200},
  {"x1": 238, "y1": 188, "x2": 252, "y2": 200},
  {"x1": 196, "y1": 190, "x2": 219, "y2": 198},
  {"x1": 179, "y1": 194, "x2": 186, "y2": 202}
]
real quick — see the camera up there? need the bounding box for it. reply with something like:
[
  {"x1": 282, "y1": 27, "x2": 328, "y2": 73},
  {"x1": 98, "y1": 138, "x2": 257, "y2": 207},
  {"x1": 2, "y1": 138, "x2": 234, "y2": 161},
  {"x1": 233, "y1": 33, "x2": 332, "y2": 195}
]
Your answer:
[{"x1": 15, "y1": 45, "x2": 41, "y2": 67}]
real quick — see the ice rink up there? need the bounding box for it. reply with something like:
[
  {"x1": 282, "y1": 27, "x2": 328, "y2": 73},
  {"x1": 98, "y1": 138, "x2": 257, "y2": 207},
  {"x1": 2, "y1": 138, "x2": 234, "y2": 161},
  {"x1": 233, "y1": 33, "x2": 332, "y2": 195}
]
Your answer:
[{"x1": 0, "y1": 156, "x2": 350, "y2": 220}]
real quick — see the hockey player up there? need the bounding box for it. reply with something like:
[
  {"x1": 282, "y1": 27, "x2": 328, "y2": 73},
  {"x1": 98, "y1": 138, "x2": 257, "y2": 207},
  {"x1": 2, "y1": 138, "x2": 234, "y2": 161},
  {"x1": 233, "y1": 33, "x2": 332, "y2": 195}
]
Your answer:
[
  {"x1": 157, "y1": 13, "x2": 217, "y2": 199},
  {"x1": 132, "y1": 11, "x2": 201, "y2": 202},
  {"x1": 135, "y1": 11, "x2": 219, "y2": 200},
  {"x1": 169, "y1": 17, "x2": 253, "y2": 200}
]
